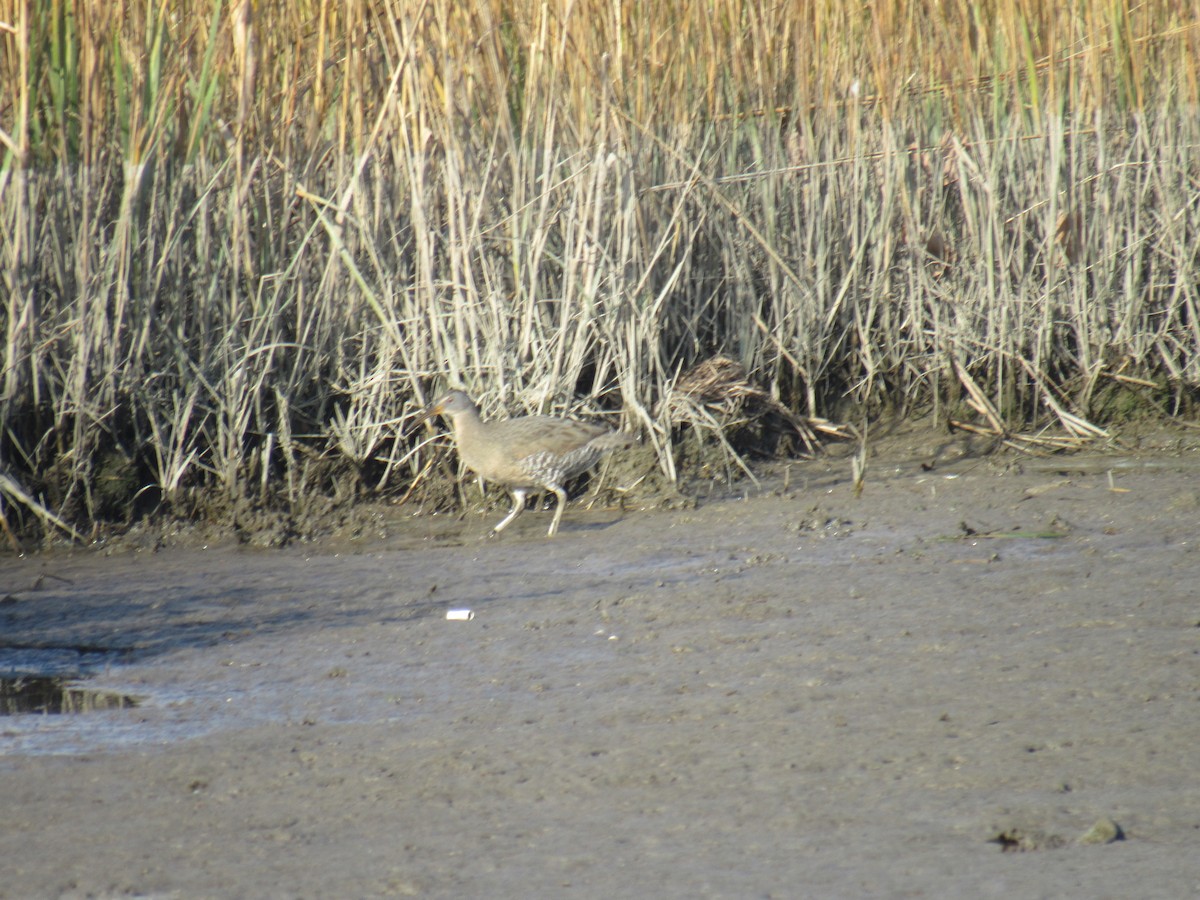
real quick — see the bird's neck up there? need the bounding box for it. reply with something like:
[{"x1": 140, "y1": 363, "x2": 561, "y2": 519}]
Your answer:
[{"x1": 449, "y1": 409, "x2": 487, "y2": 440}]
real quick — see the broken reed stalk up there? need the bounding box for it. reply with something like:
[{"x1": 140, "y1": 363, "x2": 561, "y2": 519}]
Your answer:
[
  {"x1": 0, "y1": 474, "x2": 83, "y2": 544},
  {"x1": 948, "y1": 350, "x2": 1111, "y2": 453}
]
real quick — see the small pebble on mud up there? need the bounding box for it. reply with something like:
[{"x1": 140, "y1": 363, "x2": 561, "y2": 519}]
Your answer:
[{"x1": 1078, "y1": 817, "x2": 1124, "y2": 845}]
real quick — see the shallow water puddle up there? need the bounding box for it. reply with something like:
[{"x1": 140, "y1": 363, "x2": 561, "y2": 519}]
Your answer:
[
  {"x1": 1, "y1": 676, "x2": 140, "y2": 716},
  {"x1": 0, "y1": 646, "x2": 141, "y2": 717}
]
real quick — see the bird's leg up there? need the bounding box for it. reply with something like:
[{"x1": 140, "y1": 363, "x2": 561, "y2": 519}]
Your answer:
[
  {"x1": 546, "y1": 484, "x2": 569, "y2": 537},
  {"x1": 491, "y1": 487, "x2": 528, "y2": 535}
]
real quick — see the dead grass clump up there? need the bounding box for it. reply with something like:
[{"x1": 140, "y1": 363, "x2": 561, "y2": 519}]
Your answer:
[{"x1": 662, "y1": 356, "x2": 856, "y2": 482}]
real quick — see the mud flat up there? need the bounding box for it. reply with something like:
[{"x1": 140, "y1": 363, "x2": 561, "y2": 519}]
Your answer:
[{"x1": 2, "y1": 433, "x2": 1199, "y2": 897}]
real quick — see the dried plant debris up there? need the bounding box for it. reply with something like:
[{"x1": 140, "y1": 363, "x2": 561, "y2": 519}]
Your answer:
[
  {"x1": 664, "y1": 356, "x2": 854, "y2": 457},
  {"x1": 947, "y1": 351, "x2": 1110, "y2": 454},
  {"x1": 989, "y1": 817, "x2": 1124, "y2": 852},
  {"x1": 989, "y1": 827, "x2": 1069, "y2": 852}
]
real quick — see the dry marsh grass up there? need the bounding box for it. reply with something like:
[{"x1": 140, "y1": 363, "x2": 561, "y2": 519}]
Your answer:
[{"x1": 1, "y1": 1, "x2": 1198, "y2": 540}]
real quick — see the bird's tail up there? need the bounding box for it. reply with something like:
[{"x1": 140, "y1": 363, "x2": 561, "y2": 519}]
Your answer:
[{"x1": 594, "y1": 430, "x2": 638, "y2": 451}]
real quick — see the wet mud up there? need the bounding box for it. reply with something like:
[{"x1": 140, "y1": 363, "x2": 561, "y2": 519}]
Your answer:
[{"x1": 1, "y1": 426, "x2": 1199, "y2": 897}]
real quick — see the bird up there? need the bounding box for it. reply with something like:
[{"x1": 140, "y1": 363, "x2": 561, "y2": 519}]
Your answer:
[{"x1": 413, "y1": 390, "x2": 634, "y2": 536}]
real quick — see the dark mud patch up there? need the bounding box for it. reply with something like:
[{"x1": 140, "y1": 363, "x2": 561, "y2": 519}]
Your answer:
[{"x1": 15, "y1": 417, "x2": 1200, "y2": 556}]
